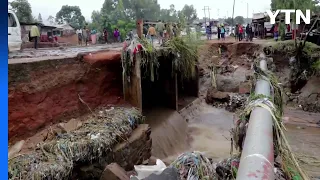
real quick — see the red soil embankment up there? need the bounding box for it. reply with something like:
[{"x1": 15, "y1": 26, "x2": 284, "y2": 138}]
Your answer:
[{"x1": 8, "y1": 50, "x2": 125, "y2": 143}]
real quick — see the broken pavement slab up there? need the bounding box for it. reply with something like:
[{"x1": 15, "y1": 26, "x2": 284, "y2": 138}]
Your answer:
[
  {"x1": 113, "y1": 124, "x2": 152, "y2": 170},
  {"x1": 100, "y1": 163, "x2": 130, "y2": 180}
]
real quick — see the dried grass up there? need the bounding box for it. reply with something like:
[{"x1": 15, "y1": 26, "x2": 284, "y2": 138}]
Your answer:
[{"x1": 8, "y1": 107, "x2": 144, "y2": 180}]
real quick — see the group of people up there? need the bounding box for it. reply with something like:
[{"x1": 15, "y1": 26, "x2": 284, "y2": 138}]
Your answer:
[
  {"x1": 143, "y1": 20, "x2": 180, "y2": 45},
  {"x1": 102, "y1": 28, "x2": 121, "y2": 44},
  {"x1": 205, "y1": 24, "x2": 226, "y2": 41},
  {"x1": 234, "y1": 24, "x2": 254, "y2": 42},
  {"x1": 76, "y1": 26, "x2": 90, "y2": 46}
]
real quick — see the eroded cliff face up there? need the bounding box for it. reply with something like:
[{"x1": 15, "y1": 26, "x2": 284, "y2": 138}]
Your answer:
[{"x1": 8, "y1": 50, "x2": 126, "y2": 143}]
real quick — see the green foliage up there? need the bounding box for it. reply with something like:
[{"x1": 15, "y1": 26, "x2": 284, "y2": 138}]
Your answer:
[
  {"x1": 271, "y1": 0, "x2": 319, "y2": 14},
  {"x1": 56, "y1": 5, "x2": 85, "y2": 29},
  {"x1": 37, "y1": 13, "x2": 43, "y2": 23},
  {"x1": 88, "y1": 0, "x2": 198, "y2": 40},
  {"x1": 312, "y1": 60, "x2": 320, "y2": 70},
  {"x1": 163, "y1": 37, "x2": 199, "y2": 79},
  {"x1": 180, "y1": 5, "x2": 197, "y2": 24},
  {"x1": 10, "y1": 0, "x2": 34, "y2": 23},
  {"x1": 234, "y1": 16, "x2": 245, "y2": 25},
  {"x1": 47, "y1": 15, "x2": 55, "y2": 24},
  {"x1": 225, "y1": 17, "x2": 233, "y2": 25}
]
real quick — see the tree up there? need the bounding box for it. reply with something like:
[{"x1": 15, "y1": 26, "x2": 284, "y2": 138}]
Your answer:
[
  {"x1": 224, "y1": 17, "x2": 233, "y2": 25},
  {"x1": 56, "y1": 5, "x2": 85, "y2": 29},
  {"x1": 181, "y1": 5, "x2": 197, "y2": 23},
  {"x1": 234, "y1": 16, "x2": 245, "y2": 25},
  {"x1": 47, "y1": 15, "x2": 55, "y2": 25},
  {"x1": 10, "y1": 0, "x2": 34, "y2": 23},
  {"x1": 271, "y1": 0, "x2": 317, "y2": 12},
  {"x1": 37, "y1": 13, "x2": 43, "y2": 23}
]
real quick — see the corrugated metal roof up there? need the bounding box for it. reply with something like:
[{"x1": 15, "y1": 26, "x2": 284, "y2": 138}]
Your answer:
[{"x1": 252, "y1": 13, "x2": 265, "y2": 20}]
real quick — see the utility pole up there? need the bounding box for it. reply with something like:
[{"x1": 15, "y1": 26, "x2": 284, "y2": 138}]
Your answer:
[
  {"x1": 207, "y1": 6, "x2": 211, "y2": 21},
  {"x1": 232, "y1": 0, "x2": 236, "y2": 27},
  {"x1": 247, "y1": 2, "x2": 249, "y2": 21},
  {"x1": 203, "y1": 6, "x2": 211, "y2": 25},
  {"x1": 203, "y1": 6, "x2": 207, "y2": 25}
]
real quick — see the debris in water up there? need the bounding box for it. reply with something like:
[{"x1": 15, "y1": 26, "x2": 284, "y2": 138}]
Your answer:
[
  {"x1": 215, "y1": 154, "x2": 240, "y2": 179},
  {"x1": 133, "y1": 159, "x2": 167, "y2": 179},
  {"x1": 170, "y1": 151, "x2": 215, "y2": 180},
  {"x1": 8, "y1": 107, "x2": 144, "y2": 180}
]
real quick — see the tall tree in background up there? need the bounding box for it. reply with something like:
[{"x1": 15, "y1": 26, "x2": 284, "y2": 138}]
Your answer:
[
  {"x1": 224, "y1": 17, "x2": 233, "y2": 25},
  {"x1": 47, "y1": 15, "x2": 55, "y2": 25},
  {"x1": 89, "y1": 0, "x2": 198, "y2": 40},
  {"x1": 180, "y1": 5, "x2": 197, "y2": 24},
  {"x1": 37, "y1": 13, "x2": 43, "y2": 23},
  {"x1": 56, "y1": 5, "x2": 85, "y2": 29},
  {"x1": 234, "y1": 16, "x2": 245, "y2": 25},
  {"x1": 271, "y1": 0, "x2": 319, "y2": 12},
  {"x1": 10, "y1": 0, "x2": 34, "y2": 23}
]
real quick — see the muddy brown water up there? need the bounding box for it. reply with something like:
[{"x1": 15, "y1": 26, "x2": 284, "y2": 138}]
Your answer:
[
  {"x1": 283, "y1": 108, "x2": 320, "y2": 178},
  {"x1": 144, "y1": 101, "x2": 234, "y2": 164},
  {"x1": 144, "y1": 102, "x2": 320, "y2": 179}
]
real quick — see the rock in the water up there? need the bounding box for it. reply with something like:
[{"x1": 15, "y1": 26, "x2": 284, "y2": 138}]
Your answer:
[{"x1": 206, "y1": 87, "x2": 230, "y2": 104}]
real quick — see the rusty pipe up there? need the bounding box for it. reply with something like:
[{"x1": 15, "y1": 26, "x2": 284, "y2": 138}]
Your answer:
[{"x1": 236, "y1": 56, "x2": 275, "y2": 179}]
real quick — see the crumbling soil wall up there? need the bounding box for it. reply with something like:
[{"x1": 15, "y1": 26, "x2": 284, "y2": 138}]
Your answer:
[
  {"x1": 8, "y1": 50, "x2": 125, "y2": 143},
  {"x1": 72, "y1": 124, "x2": 152, "y2": 179}
]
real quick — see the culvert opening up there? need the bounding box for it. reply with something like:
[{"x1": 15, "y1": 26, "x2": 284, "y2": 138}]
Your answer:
[
  {"x1": 140, "y1": 53, "x2": 191, "y2": 160},
  {"x1": 141, "y1": 54, "x2": 176, "y2": 110}
]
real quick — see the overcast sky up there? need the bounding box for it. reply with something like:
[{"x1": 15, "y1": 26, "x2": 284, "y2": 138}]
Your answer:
[{"x1": 25, "y1": 0, "x2": 271, "y2": 22}]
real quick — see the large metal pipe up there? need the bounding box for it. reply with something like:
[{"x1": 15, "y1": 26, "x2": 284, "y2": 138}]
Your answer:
[{"x1": 236, "y1": 57, "x2": 275, "y2": 179}]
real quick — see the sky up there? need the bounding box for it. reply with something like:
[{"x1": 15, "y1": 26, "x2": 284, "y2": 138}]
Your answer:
[{"x1": 22, "y1": 0, "x2": 271, "y2": 23}]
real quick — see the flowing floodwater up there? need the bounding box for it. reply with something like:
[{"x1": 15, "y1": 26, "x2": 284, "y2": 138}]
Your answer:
[
  {"x1": 144, "y1": 107, "x2": 189, "y2": 160},
  {"x1": 144, "y1": 102, "x2": 320, "y2": 179},
  {"x1": 283, "y1": 108, "x2": 320, "y2": 178},
  {"x1": 144, "y1": 101, "x2": 234, "y2": 164}
]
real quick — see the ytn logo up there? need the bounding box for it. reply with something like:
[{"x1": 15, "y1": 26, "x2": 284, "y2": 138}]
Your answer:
[{"x1": 266, "y1": 10, "x2": 311, "y2": 24}]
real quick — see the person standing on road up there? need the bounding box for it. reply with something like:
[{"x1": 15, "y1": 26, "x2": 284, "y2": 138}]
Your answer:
[
  {"x1": 252, "y1": 24, "x2": 255, "y2": 38},
  {"x1": 30, "y1": 25, "x2": 40, "y2": 49},
  {"x1": 113, "y1": 28, "x2": 118, "y2": 43},
  {"x1": 220, "y1": 25, "x2": 226, "y2": 41},
  {"x1": 128, "y1": 29, "x2": 134, "y2": 40},
  {"x1": 238, "y1": 24, "x2": 244, "y2": 41},
  {"x1": 76, "y1": 29, "x2": 82, "y2": 46},
  {"x1": 235, "y1": 24, "x2": 239, "y2": 41},
  {"x1": 246, "y1": 24, "x2": 250, "y2": 41},
  {"x1": 103, "y1": 28, "x2": 108, "y2": 44},
  {"x1": 143, "y1": 25, "x2": 148, "y2": 38},
  {"x1": 217, "y1": 25, "x2": 221, "y2": 40},
  {"x1": 206, "y1": 26, "x2": 212, "y2": 40},
  {"x1": 155, "y1": 20, "x2": 165, "y2": 44},
  {"x1": 147, "y1": 24, "x2": 156, "y2": 45},
  {"x1": 91, "y1": 29, "x2": 97, "y2": 44},
  {"x1": 274, "y1": 22, "x2": 279, "y2": 41},
  {"x1": 82, "y1": 26, "x2": 89, "y2": 46},
  {"x1": 249, "y1": 24, "x2": 253, "y2": 41}
]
